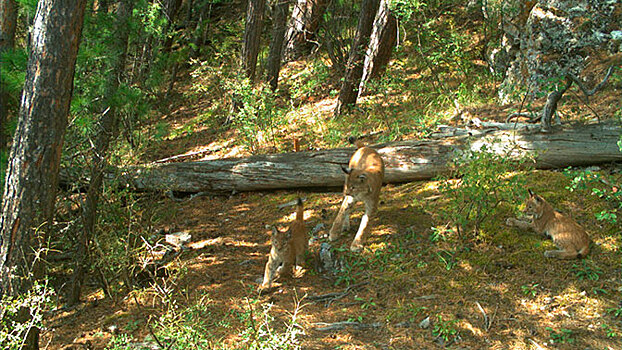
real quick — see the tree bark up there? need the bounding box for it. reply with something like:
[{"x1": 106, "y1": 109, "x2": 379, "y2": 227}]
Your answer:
[
  {"x1": 242, "y1": 0, "x2": 266, "y2": 82},
  {"x1": 0, "y1": 0, "x2": 17, "y2": 149},
  {"x1": 112, "y1": 123, "x2": 622, "y2": 194},
  {"x1": 69, "y1": 0, "x2": 132, "y2": 305},
  {"x1": 0, "y1": 0, "x2": 87, "y2": 348},
  {"x1": 266, "y1": 0, "x2": 290, "y2": 91},
  {"x1": 0, "y1": 0, "x2": 17, "y2": 50},
  {"x1": 334, "y1": 0, "x2": 380, "y2": 116},
  {"x1": 284, "y1": 0, "x2": 327, "y2": 61},
  {"x1": 359, "y1": 0, "x2": 396, "y2": 93}
]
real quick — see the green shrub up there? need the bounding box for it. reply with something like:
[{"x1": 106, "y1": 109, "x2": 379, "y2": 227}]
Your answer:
[{"x1": 438, "y1": 144, "x2": 530, "y2": 238}]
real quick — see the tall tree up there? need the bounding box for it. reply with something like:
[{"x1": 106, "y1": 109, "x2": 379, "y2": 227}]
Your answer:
[
  {"x1": 69, "y1": 0, "x2": 133, "y2": 305},
  {"x1": 266, "y1": 0, "x2": 290, "y2": 91},
  {"x1": 0, "y1": 0, "x2": 16, "y2": 50},
  {"x1": 0, "y1": 0, "x2": 17, "y2": 148},
  {"x1": 0, "y1": 0, "x2": 87, "y2": 348},
  {"x1": 242, "y1": 0, "x2": 266, "y2": 82},
  {"x1": 334, "y1": 0, "x2": 380, "y2": 116},
  {"x1": 359, "y1": 0, "x2": 396, "y2": 93},
  {"x1": 284, "y1": 0, "x2": 327, "y2": 61}
]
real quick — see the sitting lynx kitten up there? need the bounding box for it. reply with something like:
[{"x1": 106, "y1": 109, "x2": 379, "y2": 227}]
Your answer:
[
  {"x1": 260, "y1": 198, "x2": 307, "y2": 290},
  {"x1": 506, "y1": 189, "x2": 590, "y2": 259},
  {"x1": 329, "y1": 140, "x2": 384, "y2": 252}
]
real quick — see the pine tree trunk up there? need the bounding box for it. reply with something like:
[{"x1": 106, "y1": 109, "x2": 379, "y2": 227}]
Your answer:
[
  {"x1": 69, "y1": 0, "x2": 132, "y2": 305},
  {"x1": 0, "y1": 0, "x2": 17, "y2": 149},
  {"x1": 359, "y1": 0, "x2": 396, "y2": 93},
  {"x1": 284, "y1": 0, "x2": 327, "y2": 61},
  {"x1": 0, "y1": 0, "x2": 87, "y2": 348},
  {"x1": 242, "y1": 0, "x2": 266, "y2": 82},
  {"x1": 266, "y1": 0, "x2": 290, "y2": 91},
  {"x1": 334, "y1": 0, "x2": 380, "y2": 116}
]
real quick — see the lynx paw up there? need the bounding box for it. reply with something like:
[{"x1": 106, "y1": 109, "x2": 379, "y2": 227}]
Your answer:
[{"x1": 350, "y1": 242, "x2": 363, "y2": 252}]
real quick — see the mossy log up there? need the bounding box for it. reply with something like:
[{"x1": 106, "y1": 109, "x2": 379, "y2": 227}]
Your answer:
[{"x1": 115, "y1": 123, "x2": 622, "y2": 194}]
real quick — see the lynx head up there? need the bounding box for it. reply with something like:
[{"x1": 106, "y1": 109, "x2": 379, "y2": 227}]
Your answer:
[
  {"x1": 341, "y1": 165, "x2": 372, "y2": 197},
  {"x1": 271, "y1": 226, "x2": 291, "y2": 251},
  {"x1": 524, "y1": 189, "x2": 546, "y2": 218}
]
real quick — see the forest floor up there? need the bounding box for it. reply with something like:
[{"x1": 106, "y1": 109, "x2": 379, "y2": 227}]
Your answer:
[{"x1": 41, "y1": 75, "x2": 622, "y2": 349}]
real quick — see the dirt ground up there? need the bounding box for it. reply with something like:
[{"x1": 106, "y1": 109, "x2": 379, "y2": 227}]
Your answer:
[{"x1": 42, "y1": 166, "x2": 622, "y2": 349}]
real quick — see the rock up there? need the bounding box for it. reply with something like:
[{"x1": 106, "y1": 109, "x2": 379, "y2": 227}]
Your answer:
[
  {"x1": 165, "y1": 231, "x2": 191, "y2": 247},
  {"x1": 419, "y1": 316, "x2": 431, "y2": 329},
  {"x1": 497, "y1": 0, "x2": 622, "y2": 102}
]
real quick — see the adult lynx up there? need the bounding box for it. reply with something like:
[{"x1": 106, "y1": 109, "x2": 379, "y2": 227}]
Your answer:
[
  {"x1": 329, "y1": 140, "x2": 384, "y2": 252},
  {"x1": 260, "y1": 198, "x2": 307, "y2": 289},
  {"x1": 506, "y1": 189, "x2": 590, "y2": 259}
]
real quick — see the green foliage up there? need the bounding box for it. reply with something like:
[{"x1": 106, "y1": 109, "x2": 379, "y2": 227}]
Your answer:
[
  {"x1": 289, "y1": 60, "x2": 334, "y2": 101},
  {"x1": 601, "y1": 324, "x2": 619, "y2": 338},
  {"x1": 436, "y1": 249, "x2": 457, "y2": 271},
  {"x1": 0, "y1": 282, "x2": 54, "y2": 350},
  {"x1": 438, "y1": 144, "x2": 530, "y2": 238},
  {"x1": 546, "y1": 327, "x2": 575, "y2": 344},
  {"x1": 432, "y1": 315, "x2": 459, "y2": 343},
  {"x1": 564, "y1": 168, "x2": 621, "y2": 224},
  {"x1": 572, "y1": 260, "x2": 602, "y2": 281},
  {"x1": 521, "y1": 283, "x2": 539, "y2": 298},
  {"x1": 608, "y1": 303, "x2": 622, "y2": 318},
  {"x1": 227, "y1": 79, "x2": 286, "y2": 153}
]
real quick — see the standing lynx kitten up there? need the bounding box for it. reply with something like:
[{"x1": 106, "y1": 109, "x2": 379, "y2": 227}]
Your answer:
[
  {"x1": 260, "y1": 198, "x2": 307, "y2": 290},
  {"x1": 329, "y1": 140, "x2": 384, "y2": 252},
  {"x1": 506, "y1": 189, "x2": 590, "y2": 259}
]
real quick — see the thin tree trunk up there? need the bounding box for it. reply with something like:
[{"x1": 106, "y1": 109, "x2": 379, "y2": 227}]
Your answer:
[
  {"x1": 359, "y1": 0, "x2": 396, "y2": 93},
  {"x1": 69, "y1": 0, "x2": 132, "y2": 305},
  {"x1": 284, "y1": 0, "x2": 327, "y2": 61},
  {"x1": 242, "y1": 0, "x2": 266, "y2": 82},
  {"x1": 0, "y1": 0, "x2": 87, "y2": 348},
  {"x1": 266, "y1": 0, "x2": 290, "y2": 91},
  {"x1": 334, "y1": 0, "x2": 380, "y2": 116},
  {"x1": 0, "y1": 0, "x2": 17, "y2": 150}
]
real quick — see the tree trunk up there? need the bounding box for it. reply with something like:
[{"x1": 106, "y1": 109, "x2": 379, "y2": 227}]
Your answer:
[
  {"x1": 112, "y1": 123, "x2": 622, "y2": 194},
  {"x1": 0, "y1": 0, "x2": 17, "y2": 149},
  {"x1": 284, "y1": 0, "x2": 327, "y2": 61},
  {"x1": 69, "y1": 0, "x2": 132, "y2": 305},
  {"x1": 242, "y1": 0, "x2": 266, "y2": 82},
  {"x1": 334, "y1": 0, "x2": 380, "y2": 116},
  {"x1": 266, "y1": 0, "x2": 290, "y2": 91},
  {"x1": 0, "y1": 0, "x2": 87, "y2": 348},
  {"x1": 359, "y1": 0, "x2": 396, "y2": 93}
]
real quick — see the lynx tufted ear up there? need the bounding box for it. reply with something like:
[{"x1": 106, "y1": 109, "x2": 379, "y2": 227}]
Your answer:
[
  {"x1": 341, "y1": 165, "x2": 352, "y2": 174},
  {"x1": 528, "y1": 189, "x2": 535, "y2": 197}
]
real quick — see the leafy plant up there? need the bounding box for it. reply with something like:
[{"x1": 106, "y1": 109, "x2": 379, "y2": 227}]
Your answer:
[
  {"x1": 226, "y1": 79, "x2": 285, "y2": 154},
  {"x1": 602, "y1": 324, "x2": 619, "y2": 338},
  {"x1": 521, "y1": 283, "x2": 539, "y2": 297},
  {"x1": 0, "y1": 282, "x2": 54, "y2": 350},
  {"x1": 546, "y1": 327, "x2": 575, "y2": 344},
  {"x1": 572, "y1": 260, "x2": 602, "y2": 281},
  {"x1": 438, "y1": 144, "x2": 530, "y2": 238},
  {"x1": 436, "y1": 250, "x2": 457, "y2": 271},
  {"x1": 432, "y1": 315, "x2": 459, "y2": 343},
  {"x1": 564, "y1": 168, "x2": 621, "y2": 224}
]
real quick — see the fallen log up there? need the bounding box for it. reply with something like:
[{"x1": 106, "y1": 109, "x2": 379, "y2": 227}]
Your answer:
[{"x1": 116, "y1": 123, "x2": 622, "y2": 193}]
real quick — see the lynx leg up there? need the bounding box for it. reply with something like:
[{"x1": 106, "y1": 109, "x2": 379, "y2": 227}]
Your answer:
[
  {"x1": 544, "y1": 249, "x2": 579, "y2": 259},
  {"x1": 280, "y1": 260, "x2": 294, "y2": 280},
  {"x1": 350, "y1": 199, "x2": 376, "y2": 252},
  {"x1": 330, "y1": 195, "x2": 356, "y2": 241},
  {"x1": 506, "y1": 217, "x2": 534, "y2": 231},
  {"x1": 261, "y1": 256, "x2": 281, "y2": 289}
]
